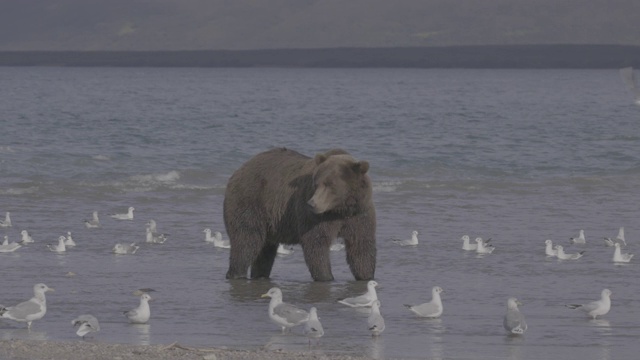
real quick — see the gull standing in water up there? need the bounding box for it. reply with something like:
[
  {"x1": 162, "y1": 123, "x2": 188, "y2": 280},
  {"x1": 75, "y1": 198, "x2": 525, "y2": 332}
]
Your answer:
[
  {"x1": 0, "y1": 283, "x2": 54, "y2": 329},
  {"x1": 570, "y1": 229, "x2": 586, "y2": 244},
  {"x1": 261, "y1": 287, "x2": 309, "y2": 333},
  {"x1": 203, "y1": 229, "x2": 230, "y2": 248},
  {"x1": 503, "y1": 298, "x2": 527, "y2": 335},
  {"x1": 330, "y1": 238, "x2": 345, "y2": 251},
  {"x1": 555, "y1": 245, "x2": 584, "y2": 260},
  {"x1": 303, "y1": 307, "x2": 324, "y2": 346},
  {"x1": 393, "y1": 230, "x2": 419, "y2": 246},
  {"x1": 367, "y1": 300, "x2": 385, "y2": 337},
  {"x1": 476, "y1": 237, "x2": 495, "y2": 254},
  {"x1": 338, "y1": 280, "x2": 379, "y2": 308},
  {"x1": 145, "y1": 227, "x2": 167, "y2": 244},
  {"x1": 0, "y1": 211, "x2": 12, "y2": 228},
  {"x1": 462, "y1": 235, "x2": 491, "y2": 251},
  {"x1": 20, "y1": 230, "x2": 34, "y2": 244},
  {"x1": 545, "y1": 240, "x2": 558, "y2": 257},
  {"x1": 72, "y1": 314, "x2": 100, "y2": 338},
  {"x1": 64, "y1": 231, "x2": 76, "y2": 247},
  {"x1": 110, "y1": 207, "x2": 135, "y2": 220},
  {"x1": 404, "y1": 286, "x2": 444, "y2": 318},
  {"x1": 124, "y1": 293, "x2": 152, "y2": 324},
  {"x1": 604, "y1": 227, "x2": 626, "y2": 247},
  {"x1": 277, "y1": 244, "x2": 294, "y2": 256},
  {"x1": 84, "y1": 211, "x2": 101, "y2": 228},
  {"x1": 113, "y1": 243, "x2": 140, "y2": 255},
  {"x1": 47, "y1": 236, "x2": 67, "y2": 253},
  {"x1": 613, "y1": 243, "x2": 633, "y2": 263},
  {"x1": 146, "y1": 220, "x2": 168, "y2": 243},
  {"x1": 566, "y1": 289, "x2": 612, "y2": 319},
  {"x1": 0, "y1": 236, "x2": 21, "y2": 253}
]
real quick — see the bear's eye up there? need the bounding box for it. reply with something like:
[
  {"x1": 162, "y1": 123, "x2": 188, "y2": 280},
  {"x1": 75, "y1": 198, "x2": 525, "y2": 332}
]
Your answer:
[{"x1": 324, "y1": 180, "x2": 333, "y2": 187}]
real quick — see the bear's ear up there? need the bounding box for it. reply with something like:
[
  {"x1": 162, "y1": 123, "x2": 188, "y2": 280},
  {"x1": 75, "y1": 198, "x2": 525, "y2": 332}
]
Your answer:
[
  {"x1": 315, "y1": 153, "x2": 328, "y2": 165},
  {"x1": 353, "y1": 161, "x2": 369, "y2": 174}
]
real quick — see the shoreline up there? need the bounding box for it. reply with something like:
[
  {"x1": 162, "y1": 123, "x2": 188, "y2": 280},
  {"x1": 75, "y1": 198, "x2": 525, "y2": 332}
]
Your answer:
[
  {"x1": 1, "y1": 45, "x2": 640, "y2": 68},
  {"x1": 0, "y1": 340, "x2": 371, "y2": 360}
]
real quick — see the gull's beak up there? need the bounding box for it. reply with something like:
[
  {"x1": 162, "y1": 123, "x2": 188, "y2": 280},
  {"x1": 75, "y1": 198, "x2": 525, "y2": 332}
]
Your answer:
[
  {"x1": 516, "y1": 300, "x2": 523, "y2": 306},
  {"x1": 48, "y1": 288, "x2": 55, "y2": 292},
  {"x1": 261, "y1": 293, "x2": 270, "y2": 298}
]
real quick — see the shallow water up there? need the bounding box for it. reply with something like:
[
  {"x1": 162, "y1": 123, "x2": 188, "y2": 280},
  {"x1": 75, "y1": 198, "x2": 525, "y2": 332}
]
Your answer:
[{"x1": 0, "y1": 67, "x2": 639, "y2": 359}]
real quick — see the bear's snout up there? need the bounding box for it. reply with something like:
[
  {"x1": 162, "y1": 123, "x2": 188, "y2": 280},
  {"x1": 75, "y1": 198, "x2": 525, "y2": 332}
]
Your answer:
[{"x1": 307, "y1": 198, "x2": 322, "y2": 214}]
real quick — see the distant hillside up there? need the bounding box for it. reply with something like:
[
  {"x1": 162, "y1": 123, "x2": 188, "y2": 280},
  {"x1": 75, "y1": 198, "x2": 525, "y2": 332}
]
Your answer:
[
  {"x1": 1, "y1": 0, "x2": 639, "y2": 51},
  {"x1": 2, "y1": 45, "x2": 640, "y2": 69}
]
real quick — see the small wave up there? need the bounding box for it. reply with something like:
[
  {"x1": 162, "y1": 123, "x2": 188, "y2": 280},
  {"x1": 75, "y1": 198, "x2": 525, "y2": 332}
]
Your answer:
[
  {"x1": 372, "y1": 181, "x2": 401, "y2": 193},
  {"x1": 131, "y1": 170, "x2": 181, "y2": 184},
  {"x1": 92, "y1": 155, "x2": 111, "y2": 161},
  {"x1": 0, "y1": 186, "x2": 39, "y2": 195}
]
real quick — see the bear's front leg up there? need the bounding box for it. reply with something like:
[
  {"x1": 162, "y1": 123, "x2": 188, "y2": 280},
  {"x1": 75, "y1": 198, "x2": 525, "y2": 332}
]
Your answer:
[
  {"x1": 340, "y1": 214, "x2": 376, "y2": 280},
  {"x1": 300, "y1": 235, "x2": 334, "y2": 281},
  {"x1": 250, "y1": 243, "x2": 279, "y2": 279}
]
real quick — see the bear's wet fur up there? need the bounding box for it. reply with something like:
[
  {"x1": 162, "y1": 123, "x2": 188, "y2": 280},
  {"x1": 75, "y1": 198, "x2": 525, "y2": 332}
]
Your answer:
[{"x1": 223, "y1": 148, "x2": 376, "y2": 281}]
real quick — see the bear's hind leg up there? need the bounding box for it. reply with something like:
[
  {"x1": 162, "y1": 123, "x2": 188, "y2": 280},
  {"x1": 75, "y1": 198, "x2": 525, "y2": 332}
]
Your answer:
[
  {"x1": 226, "y1": 228, "x2": 267, "y2": 279},
  {"x1": 250, "y1": 243, "x2": 279, "y2": 279}
]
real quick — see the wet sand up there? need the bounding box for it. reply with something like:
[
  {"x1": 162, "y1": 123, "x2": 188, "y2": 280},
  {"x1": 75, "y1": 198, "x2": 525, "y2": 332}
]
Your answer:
[{"x1": 0, "y1": 340, "x2": 370, "y2": 360}]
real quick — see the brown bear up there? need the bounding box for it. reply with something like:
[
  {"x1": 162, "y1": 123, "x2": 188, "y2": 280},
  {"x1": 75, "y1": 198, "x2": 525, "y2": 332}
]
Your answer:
[{"x1": 223, "y1": 147, "x2": 376, "y2": 281}]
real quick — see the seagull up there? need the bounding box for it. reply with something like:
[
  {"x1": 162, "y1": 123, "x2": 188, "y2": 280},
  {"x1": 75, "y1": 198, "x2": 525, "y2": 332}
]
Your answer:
[
  {"x1": 461, "y1": 235, "x2": 491, "y2": 251},
  {"x1": 503, "y1": 297, "x2": 527, "y2": 335},
  {"x1": 367, "y1": 300, "x2": 385, "y2": 337},
  {"x1": 145, "y1": 227, "x2": 167, "y2": 244},
  {"x1": 277, "y1": 244, "x2": 294, "y2": 256},
  {"x1": 64, "y1": 231, "x2": 76, "y2": 247},
  {"x1": 404, "y1": 286, "x2": 444, "y2": 318},
  {"x1": 0, "y1": 236, "x2": 21, "y2": 253},
  {"x1": 475, "y1": 237, "x2": 495, "y2": 254},
  {"x1": 20, "y1": 230, "x2": 34, "y2": 244},
  {"x1": 303, "y1": 307, "x2": 324, "y2": 346},
  {"x1": 545, "y1": 239, "x2": 558, "y2": 257},
  {"x1": 555, "y1": 245, "x2": 584, "y2": 260},
  {"x1": 47, "y1": 236, "x2": 67, "y2": 253},
  {"x1": 619, "y1": 66, "x2": 640, "y2": 105},
  {"x1": 0, "y1": 283, "x2": 54, "y2": 329},
  {"x1": 261, "y1": 287, "x2": 309, "y2": 333},
  {"x1": 145, "y1": 220, "x2": 168, "y2": 243},
  {"x1": 71, "y1": 314, "x2": 100, "y2": 338},
  {"x1": 84, "y1": 211, "x2": 101, "y2": 228},
  {"x1": 203, "y1": 229, "x2": 230, "y2": 248},
  {"x1": 604, "y1": 227, "x2": 627, "y2": 247},
  {"x1": 146, "y1": 219, "x2": 158, "y2": 233},
  {"x1": 392, "y1": 230, "x2": 419, "y2": 246},
  {"x1": 566, "y1": 289, "x2": 612, "y2": 319},
  {"x1": 570, "y1": 229, "x2": 586, "y2": 244},
  {"x1": 124, "y1": 293, "x2": 152, "y2": 324},
  {"x1": 338, "y1": 280, "x2": 379, "y2": 308},
  {"x1": 110, "y1": 206, "x2": 135, "y2": 220},
  {"x1": 615, "y1": 227, "x2": 626, "y2": 245},
  {"x1": 0, "y1": 211, "x2": 12, "y2": 228},
  {"x1": 613, "y1": 243, "x2": 633, "y2": 263},
  {"x1": 113, "y1": 243, "x2": 139, "y2": 255},
  {"x1": 330, "y1": 238, "x2": 345, "y2": 251}
]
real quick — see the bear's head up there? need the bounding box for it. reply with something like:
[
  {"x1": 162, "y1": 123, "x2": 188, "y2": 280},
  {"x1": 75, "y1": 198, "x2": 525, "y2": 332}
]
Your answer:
[{"x1": 307, "y1": 150, "x2": 372, "y2": 215}]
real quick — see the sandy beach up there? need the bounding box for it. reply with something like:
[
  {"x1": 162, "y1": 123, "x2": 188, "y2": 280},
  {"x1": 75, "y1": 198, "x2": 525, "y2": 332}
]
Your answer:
[{"x1": 0, "y1": 340, "x2": 370, "y2": 360}]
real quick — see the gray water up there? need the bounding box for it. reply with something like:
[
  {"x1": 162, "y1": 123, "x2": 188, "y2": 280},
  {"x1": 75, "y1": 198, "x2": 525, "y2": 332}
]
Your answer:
[{"x1": 0, "y1": 67, "x2": 639, "y2": 359}]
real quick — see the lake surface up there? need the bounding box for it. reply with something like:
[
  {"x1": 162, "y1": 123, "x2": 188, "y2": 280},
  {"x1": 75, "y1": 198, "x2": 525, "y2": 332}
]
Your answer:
[{"x1": 0, "y1": 67, "x2": 639, "y2": 359}]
